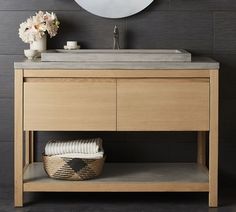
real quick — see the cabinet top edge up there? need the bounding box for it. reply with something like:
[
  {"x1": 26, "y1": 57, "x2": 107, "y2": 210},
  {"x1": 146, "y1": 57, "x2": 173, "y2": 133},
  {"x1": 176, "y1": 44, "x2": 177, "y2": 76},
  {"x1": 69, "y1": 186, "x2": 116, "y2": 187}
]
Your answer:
[{"x1": 14, "y1": 57, "x2": 219, "y2": 70}]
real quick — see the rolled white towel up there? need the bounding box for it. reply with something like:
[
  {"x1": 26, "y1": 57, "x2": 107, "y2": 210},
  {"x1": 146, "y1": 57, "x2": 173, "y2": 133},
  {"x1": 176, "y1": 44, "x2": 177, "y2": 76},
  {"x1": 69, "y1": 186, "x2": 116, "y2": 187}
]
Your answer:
[
  {"x1": 45, "y1": 138, "x2": 103, "y2": 156},
  {"x1": 55, "y1": 151, "x2": 104, "y2": 159}
]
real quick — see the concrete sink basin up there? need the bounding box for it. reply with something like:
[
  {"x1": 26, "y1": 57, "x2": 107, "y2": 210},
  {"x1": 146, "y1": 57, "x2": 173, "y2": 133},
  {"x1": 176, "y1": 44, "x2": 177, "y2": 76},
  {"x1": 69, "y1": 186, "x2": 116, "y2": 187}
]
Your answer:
[{"x1": 41, "y1": 49, "x2": 191, "y2": 62}]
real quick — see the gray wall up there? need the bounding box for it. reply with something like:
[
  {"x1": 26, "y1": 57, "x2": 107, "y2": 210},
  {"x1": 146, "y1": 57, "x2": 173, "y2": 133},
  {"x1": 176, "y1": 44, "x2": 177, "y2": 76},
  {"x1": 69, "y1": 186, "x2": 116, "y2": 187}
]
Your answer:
[{"x1": 1, "y1": 0, "x2": 236, "y2": 187}]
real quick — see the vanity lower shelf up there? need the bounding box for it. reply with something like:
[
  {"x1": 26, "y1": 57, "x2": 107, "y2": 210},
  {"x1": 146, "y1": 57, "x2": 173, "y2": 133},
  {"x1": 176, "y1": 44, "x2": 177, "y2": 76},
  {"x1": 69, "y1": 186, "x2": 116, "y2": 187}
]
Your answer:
[{"x1": 24, "y1": 162, "x2": 209, "y2": 192}]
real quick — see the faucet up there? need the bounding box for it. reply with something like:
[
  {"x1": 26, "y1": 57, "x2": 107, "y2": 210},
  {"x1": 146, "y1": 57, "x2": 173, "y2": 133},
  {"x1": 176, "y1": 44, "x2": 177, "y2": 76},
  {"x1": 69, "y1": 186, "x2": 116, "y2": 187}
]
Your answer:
[{"x1": 113, "y1": 25, "x2": 120, "y2": 50}]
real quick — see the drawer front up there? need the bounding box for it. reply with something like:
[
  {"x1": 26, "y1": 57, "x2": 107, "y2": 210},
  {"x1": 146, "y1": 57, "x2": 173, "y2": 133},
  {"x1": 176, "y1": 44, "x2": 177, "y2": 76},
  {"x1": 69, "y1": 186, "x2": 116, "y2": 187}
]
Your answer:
[
  {"x1": 24, "y1": 79, "x2": 116, "y2": 131},
  {"x1": 117, "y1": 78, "x2": 209, "y2": 131}
]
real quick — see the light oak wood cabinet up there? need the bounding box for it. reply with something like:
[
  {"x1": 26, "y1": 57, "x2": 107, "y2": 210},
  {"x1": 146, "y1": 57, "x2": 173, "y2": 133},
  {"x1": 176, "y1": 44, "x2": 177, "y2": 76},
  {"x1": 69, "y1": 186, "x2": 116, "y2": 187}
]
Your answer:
[
  {"x1": 117, "y1": 78, "x2": 209, "y2": 131},
  {"x1": 14, "y1": 68, "x2": 219, "y2": 207},
  {"x1": 24, "y1": 79, "x2": 116, "y2": 131}
]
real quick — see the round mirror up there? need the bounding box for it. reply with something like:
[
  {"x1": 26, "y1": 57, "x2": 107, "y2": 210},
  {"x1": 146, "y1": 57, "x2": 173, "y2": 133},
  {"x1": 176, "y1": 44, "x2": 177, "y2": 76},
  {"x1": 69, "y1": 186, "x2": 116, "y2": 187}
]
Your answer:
[{"x1": 74, "y1": 0, "x2": 154, "y2": 19}]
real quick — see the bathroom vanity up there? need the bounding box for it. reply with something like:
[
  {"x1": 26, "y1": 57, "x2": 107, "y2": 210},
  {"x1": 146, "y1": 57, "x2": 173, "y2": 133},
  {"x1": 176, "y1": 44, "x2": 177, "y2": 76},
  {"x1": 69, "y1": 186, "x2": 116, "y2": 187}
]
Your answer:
[{"x1": 14, "y1": 56, "x2": 219, "y2": 207}]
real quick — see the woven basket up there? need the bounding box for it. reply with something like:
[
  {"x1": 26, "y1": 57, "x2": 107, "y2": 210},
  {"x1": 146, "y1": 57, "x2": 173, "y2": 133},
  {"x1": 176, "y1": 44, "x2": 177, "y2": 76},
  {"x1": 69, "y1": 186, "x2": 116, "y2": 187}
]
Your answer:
[{"x1": 42, "y1": 154, "x2": 105, "y2": 181}]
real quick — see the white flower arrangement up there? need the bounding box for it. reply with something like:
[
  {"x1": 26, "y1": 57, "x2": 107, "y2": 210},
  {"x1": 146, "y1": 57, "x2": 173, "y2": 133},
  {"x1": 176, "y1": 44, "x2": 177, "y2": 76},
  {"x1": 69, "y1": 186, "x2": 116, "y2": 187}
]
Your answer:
[{"x1": 19, "y1": 11, "x2": 60, "y2": 43}]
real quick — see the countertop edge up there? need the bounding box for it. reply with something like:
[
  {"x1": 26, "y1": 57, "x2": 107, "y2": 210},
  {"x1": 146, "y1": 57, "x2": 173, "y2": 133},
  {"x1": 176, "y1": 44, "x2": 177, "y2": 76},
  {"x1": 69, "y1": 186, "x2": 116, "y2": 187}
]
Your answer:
[{"x1": 14, "y1": 57, "x2": 220, "y2": 70}]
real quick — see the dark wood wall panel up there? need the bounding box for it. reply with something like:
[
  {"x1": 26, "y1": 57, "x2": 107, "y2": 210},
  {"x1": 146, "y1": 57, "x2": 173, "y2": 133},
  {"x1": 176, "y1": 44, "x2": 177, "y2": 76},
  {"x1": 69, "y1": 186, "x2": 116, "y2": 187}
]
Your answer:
[
  {"x1": 170, "y1": 0, "x2": 210, "y2": 10},
  {"x1": 0, "y1": 11, "x2": 126, "y2": 54},
  {"x1": 126, "y1": 11, "x2": 213, "y2": 52},
  {"x1": 48, "y1": 12, "x2": 126, "y2": 50},
  {"x1": 213, "y1": 54, "x2": 236, "y2": 99},
  {"x1": 0, "y1": 99, "x2": 13, "y2": 142},
  {"x1": 0, "y1": 0, "x2": 82, "y2": 11},
  {"x1": 0, "y1": 142, "x2": 13, "y2": 185},
  {"x1": 0, "y1": 11, "x2": 33, "y2": 54},
  {"x1": 0, "y1": 0, "x2": 170, "y2": 11},
  {"x1": 209, "y1": 0, "x2": 236, "y2": 10},
  {"x1": 0, "y1": 55, "x2": 24, "y2": 98},
  {"x1": 214, "y1": 12, "x2": 236, "y2": 53},
  {"x1": 220, "y1": 99, "x2": 236, "y2": 139},
  {"x1": 170, "y1": 0, "x2": 236, "y2": 11}
]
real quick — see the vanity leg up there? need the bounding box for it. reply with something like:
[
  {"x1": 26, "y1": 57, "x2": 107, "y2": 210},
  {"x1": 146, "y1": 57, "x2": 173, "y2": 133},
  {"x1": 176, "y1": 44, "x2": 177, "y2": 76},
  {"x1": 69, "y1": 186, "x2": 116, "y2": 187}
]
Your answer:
[
  {"x1": 209, "y1": 70, "x2": 219, "y2": 207},
  {"x1": 25, "y1": 132, "x2": 30, "y2": 165},
  {"x1": 14, "y1": 69, "x2": 24, "y2": 207},
  {"x1": 30, "y1": 131, "x2": 34, "y2": 163},
  {"x1": 25, "y1": 131, "x2": 34, "y2": 164},
  {"x1": 197, "y1": 132, "x2": 206, "y2": 166}
]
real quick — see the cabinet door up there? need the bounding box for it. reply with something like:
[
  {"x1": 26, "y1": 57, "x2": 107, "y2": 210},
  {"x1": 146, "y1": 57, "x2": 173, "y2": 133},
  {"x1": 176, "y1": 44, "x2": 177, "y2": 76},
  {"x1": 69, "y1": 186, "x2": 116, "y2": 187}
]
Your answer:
[
  {"x1": 24, "y1": 79, "x2": 116, "y2": 131},
  {"x1": 117, "y1": 78, "x2": 209, "y2": 131}
]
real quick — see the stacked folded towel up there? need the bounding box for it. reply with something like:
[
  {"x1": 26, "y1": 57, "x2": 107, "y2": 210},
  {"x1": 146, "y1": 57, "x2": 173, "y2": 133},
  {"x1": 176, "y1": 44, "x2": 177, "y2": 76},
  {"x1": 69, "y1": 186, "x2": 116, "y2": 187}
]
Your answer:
[{"x1": 45, "y1": 138, "x2": 104, "y2": 159}]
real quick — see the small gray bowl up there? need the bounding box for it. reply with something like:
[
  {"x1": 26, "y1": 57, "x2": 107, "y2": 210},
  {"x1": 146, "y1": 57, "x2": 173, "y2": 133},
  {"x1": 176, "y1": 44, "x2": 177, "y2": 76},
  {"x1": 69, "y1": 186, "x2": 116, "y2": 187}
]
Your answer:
[{"x1": 24, "y1": 49, "x2": 38, "y2": 60}]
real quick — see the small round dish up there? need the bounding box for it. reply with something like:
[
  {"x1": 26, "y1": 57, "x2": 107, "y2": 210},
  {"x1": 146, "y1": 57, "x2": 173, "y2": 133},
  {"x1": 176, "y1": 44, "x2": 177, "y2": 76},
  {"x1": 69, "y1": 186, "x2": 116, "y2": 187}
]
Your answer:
[
  {"x1": 64, "y1": 45, "x2": 81, "y2": 50},
  {"x1": 24, "y1": 49, "x2": 38, "y2": 60}
]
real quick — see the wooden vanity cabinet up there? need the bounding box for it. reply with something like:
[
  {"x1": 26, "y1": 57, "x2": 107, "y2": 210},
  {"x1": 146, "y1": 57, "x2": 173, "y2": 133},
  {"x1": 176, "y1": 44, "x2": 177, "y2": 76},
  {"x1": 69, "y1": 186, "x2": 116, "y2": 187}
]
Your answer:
[
  {"x1": 14, "y1": 69, "x2": 219, "y2": 207},
  {"x1": 24, "y1": 79, "x2": 116, "y2": 131},
  {"x1": 117, "y1": 78, "x2": 209, "y2": 131}
]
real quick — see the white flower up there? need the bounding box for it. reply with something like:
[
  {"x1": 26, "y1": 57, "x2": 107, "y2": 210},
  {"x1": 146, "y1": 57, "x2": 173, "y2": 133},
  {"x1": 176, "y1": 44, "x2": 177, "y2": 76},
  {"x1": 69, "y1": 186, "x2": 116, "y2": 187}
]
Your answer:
[
  {"x1": 19, "y1": 17, "x2": 34, "y2": 43},
  {"x1": 18, "y1": 11, "x2": 60, "y2": 44},
  {"x1": 43, "y1": 12, "x2": 60, "y2": 38}
]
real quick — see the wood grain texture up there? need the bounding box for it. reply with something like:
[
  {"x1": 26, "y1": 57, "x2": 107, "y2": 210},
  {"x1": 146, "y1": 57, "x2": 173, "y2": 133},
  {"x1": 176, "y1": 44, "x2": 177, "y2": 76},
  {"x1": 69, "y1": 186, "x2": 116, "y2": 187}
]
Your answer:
[
  {"x1": 24, "y1": 79, "x2": 116, "y2": 131},
  {"x1": 173, "y1": 0, "x2": 236, "y2": 11},
  {"x1": 214, "y1": 12, "x2": 236, "y2": 53},
  {"x1": 0, "y1": 0, "x2": 81, "y2": 10},
  {"x1": 126, "y1": 11, "x2": 212, "y2": 51},
  {"x1": 212, "y1": 54, "x2": 236, "y2": 99},
  {"x1": 0, "y1": 142, "x2": 14, "y2": 185},
  {"x1": 14, "y1": 69, "x2": 23, "y2": 207},
  {"x1": 24, "y1": 69, "x2": 212, "y2": 78},
  {"x1": 170, "y1": 0, "x2": 209, "y2": 11},
  {"x1": 48, "y1": 12, "x2": 126, "y2": 50},
  {"x1": 0, "y1": 0, "x2": 168, "y2": 11},
  {"x1": 0, "y1": 99, "x2": 13, "y2": 142},
  {"x1": 0, "y1": 12, "x2": 32, "y2": 54},
  {"x1": 0, "y1": 0, "x2": 233, "y2": 207},
  {"x1": 0, "y1": 55, "x2": 24, "y2": 98},
  {"x1": 209, "y1": 70, "x2": 219, "y2": 207},
  {"x1": 0, "y1": 11, "x2": 126, "y2": 54},
  {"x1": 23, "y1": 69, "x2": 211, "y2": 78},
  {"x1": 15, "y1": 65, "x2": 218, "y2": 207},
  {"x1": 24, "y1": 162, "x2": 209, "y2": 192},
  {"x1": 209, "y1": 0, "x2": 236, "y2": 10},
  {"x1": 117, "y1": 78, "x2": 210, "y2": 131}
]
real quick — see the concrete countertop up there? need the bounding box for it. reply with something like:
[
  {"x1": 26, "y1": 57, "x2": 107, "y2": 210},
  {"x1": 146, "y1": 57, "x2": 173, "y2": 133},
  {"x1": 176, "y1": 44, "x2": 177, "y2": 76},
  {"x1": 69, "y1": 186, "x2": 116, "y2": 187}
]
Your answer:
[{"x1": 14, "y1": 57, "x2": 219, "y2": 70}]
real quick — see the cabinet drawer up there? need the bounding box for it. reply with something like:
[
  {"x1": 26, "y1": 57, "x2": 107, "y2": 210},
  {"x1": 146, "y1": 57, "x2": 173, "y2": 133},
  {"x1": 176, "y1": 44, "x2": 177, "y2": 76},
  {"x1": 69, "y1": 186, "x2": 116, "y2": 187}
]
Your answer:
[
  {"x1": 117, "y1": 78, "x2": 209, "y2": 131},
  {"x1": 24, "y1": 79, "x2": 116, "y2": 131}
]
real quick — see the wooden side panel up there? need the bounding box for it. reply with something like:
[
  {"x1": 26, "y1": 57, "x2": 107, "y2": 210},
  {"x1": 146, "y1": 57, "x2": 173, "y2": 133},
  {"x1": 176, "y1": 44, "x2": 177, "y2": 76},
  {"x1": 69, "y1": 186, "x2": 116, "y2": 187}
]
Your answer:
[
  {"x1": 24, "y1": 79, "x2": 116, "y2": 131},
  {"x1": 14, "y1": 69, "x2": 23, "y2": 207},
  {"x1": 117, "y1": 78, "x2": 210, "y2": 131},
  {"x1": 209, "y1": 70, "x2": 219, "y2": 207}
]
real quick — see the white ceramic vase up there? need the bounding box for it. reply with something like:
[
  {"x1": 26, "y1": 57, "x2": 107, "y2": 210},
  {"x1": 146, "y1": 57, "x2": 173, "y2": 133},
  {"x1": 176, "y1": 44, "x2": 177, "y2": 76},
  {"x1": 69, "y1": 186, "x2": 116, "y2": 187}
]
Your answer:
[{"x1": 30, "y1": 35, "x2": 47, "y2": 56}]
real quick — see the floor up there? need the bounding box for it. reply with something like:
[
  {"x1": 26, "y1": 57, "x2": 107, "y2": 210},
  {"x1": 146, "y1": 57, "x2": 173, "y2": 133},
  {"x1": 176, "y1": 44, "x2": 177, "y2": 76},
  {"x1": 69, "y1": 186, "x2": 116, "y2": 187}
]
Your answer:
[{"x1": 1, "y1": 185, "x2": 236, "y2": 212}]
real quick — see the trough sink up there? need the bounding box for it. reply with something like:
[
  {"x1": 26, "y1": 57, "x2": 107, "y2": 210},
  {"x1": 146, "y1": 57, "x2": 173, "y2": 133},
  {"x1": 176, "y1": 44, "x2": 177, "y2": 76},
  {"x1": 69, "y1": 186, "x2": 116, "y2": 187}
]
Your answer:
[{"x1": 41, "y1": 49, "x2": 191, "y2": 62}]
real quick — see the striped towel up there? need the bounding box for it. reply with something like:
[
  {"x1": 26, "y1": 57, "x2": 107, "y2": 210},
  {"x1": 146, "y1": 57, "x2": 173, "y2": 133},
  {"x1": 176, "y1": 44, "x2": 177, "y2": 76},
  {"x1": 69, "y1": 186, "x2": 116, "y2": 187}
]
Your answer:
[
  {"x1": 45, "y1": 138, "x2": 103, "y2": 156},
  {"x1": 56, "y1": 152, "x2": 104, "y2": 159}
]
